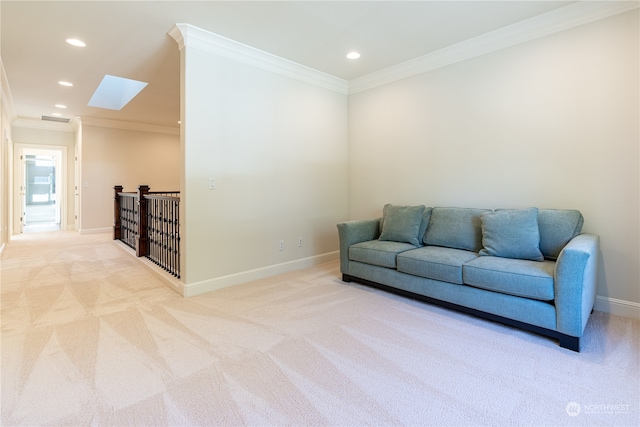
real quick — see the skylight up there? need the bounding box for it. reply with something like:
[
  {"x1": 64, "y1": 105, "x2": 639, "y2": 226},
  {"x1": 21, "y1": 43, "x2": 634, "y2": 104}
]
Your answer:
[{"x1": 88, "y1": 75, "x2": 148, "y2": 110}]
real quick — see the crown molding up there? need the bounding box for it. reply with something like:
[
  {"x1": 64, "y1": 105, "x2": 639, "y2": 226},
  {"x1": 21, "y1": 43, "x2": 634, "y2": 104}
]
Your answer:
[
  {"x1": 349, "y1": 0, "x2": 640, "y2": 94},
  {"x1": 70, "y1": 117, "x2": 82, "y2": 133},
  {"x1": 169, "y1": 23, "x2": 349, "y2": 95},
  {"x1": 82, "y1": 117, "x2": 180, "y2": 135},
  {"x1": 1, "y1": 57, "x2": 17, "y2": 121},
  {"x1": 12, "y1": 116, "x2": 75, "y2": 132},
  {"x1": 12, "y1": 116, "x2": 178, "y2": 135}
]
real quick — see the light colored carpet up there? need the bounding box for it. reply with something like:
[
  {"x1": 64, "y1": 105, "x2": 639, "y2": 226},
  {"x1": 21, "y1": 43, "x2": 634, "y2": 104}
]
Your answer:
[{"x1": 1, "y1": 231, "x2": 638, "y2": 426}]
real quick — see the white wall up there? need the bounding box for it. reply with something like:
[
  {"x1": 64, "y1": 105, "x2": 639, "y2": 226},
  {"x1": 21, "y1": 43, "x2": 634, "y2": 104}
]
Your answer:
[
  {"x1": 1, "y1": 56, "x2": 15, "y2": 251},
  {"x1": 81, "y1": 125, "x2": 179, "y2": 232},
  {"x1": 180, "y1": 43, "x2": 349, "y2": 289},
  {"x1": 348, "y1": 11, "x2": 639, "y2": 311},
  {"x1": 0, "y1": 77, "x2": 11, "y2": 250}
]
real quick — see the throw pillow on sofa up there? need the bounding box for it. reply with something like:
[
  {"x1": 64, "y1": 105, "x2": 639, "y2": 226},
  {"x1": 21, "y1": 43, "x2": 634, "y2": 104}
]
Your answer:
[
  {"x1": 424, "y1": 207, "x2": 489, "y2": 252},
  {"x1": 479, "y1": 208, "x2": 544, "y2": 261},
  {"x1": 379, "y1": 204, "x2": 425, "y2": 246}
]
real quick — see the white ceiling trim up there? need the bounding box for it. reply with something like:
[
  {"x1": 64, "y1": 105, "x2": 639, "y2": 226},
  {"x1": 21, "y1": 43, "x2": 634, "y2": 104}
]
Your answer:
[
  {"x1": 1, "y1": 58, "x2": 17, "y2": 121},
  {"x1": 12, "y1": 117, "x2": 75, "y2": 133},
  {"x1": 82, "y1": 117, "x2": 179, "y2": 135},
  {"x1": 12, "y1": 116, "x2": 178, "y2": 135},
  {"x1": 169, "y1": 23, "x2": 349, "y2": 95},
  {"x1": 348, "y1": 0, "x2": 640, "y2": 95}
]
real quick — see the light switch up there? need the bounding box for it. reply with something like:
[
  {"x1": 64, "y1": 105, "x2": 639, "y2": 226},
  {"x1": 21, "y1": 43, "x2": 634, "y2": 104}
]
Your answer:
[{"x1": 208, "y1": 178, "x2": 216, "y2": 189}]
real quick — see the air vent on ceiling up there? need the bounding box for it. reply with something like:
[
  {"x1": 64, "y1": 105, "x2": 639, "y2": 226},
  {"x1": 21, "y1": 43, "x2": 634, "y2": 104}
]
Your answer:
[{"x1": 41, "y1": 115, "x2": 71, "y2": 123}]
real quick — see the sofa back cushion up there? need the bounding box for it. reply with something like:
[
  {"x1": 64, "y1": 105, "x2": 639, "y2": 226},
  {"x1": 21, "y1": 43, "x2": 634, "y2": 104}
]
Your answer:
[
  {"x1": 479, "y1": 208, "x2": 544, "y2": 261},
  {"x1": 538, "y1": 209, "x2": 584, "y2": 259},
  {"x1": 424, "y1": 207, "x2": 490, "y2": 252},
  {"x1": 418, "y1": 207, "x2": 433, "y2": 244},
  {"x1": 379, "y1": 204, "x2": 426, "y2": 246}
]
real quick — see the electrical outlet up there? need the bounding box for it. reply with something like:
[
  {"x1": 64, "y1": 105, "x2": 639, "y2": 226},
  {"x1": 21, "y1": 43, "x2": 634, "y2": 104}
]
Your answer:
[
  {"x1": 278, "y1": 240, "x2": 284, "y2": 251},
  {"x1": 298, "y1": 237, "x2": 303, "y2": 247}
]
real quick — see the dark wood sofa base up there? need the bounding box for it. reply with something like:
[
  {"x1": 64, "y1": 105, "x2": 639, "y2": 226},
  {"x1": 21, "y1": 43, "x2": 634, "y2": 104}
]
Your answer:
[{"x1": 342, "y1": 273, "x2": 580, "y2": 352}]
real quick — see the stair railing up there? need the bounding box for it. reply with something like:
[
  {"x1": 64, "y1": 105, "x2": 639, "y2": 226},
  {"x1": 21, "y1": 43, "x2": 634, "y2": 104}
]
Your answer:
[{"x1": 114, "y1": 185, "x2": 180, "y2": 278}]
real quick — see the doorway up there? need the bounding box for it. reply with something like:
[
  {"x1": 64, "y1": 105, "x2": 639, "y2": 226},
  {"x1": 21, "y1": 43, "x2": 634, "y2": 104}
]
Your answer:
[
  {"x1": 15, "y1": 147, "x2": 65, "y2": 233},
  {"x1": 24, "y1": 152, "x2": 60, "y2": 231}
]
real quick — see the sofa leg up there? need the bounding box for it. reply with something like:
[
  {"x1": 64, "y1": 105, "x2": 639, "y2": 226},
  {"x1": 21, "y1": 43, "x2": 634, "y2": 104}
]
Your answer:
[
  {"x1": 342, "y1": 274, "x2": 352, "y2": 283},
  {"x1": 559, "y1": 335, "x2": 580, "y2": 352}
]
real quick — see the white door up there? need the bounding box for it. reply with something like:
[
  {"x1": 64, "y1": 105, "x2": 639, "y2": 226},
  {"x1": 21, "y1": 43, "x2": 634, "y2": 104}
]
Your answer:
[
  {"x1": 74, "y1": 144, "x2": 79, "y2": 231},
  {"x1": 18, "y1": 149, "x2": 25, "y2": 233}
]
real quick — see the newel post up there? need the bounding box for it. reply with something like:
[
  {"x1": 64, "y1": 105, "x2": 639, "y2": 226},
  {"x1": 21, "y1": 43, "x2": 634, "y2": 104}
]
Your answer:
[
  {"x1": 113, "y1": 185, "x2": 123, "y2": 240},
  {"x1": 136, "y1": 185, "x2": 150, "y2": 257}
]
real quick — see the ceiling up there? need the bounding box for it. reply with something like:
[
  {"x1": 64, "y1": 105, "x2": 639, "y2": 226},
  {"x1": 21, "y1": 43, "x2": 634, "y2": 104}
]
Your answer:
[{"x1": 1, "y1": 1, "x2": 578, "y2": 129}]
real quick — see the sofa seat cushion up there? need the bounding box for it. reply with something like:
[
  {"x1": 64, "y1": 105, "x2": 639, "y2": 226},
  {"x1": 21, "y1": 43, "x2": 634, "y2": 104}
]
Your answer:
[
  {"x1": 463, "y1": 256, "x2": 555, "y2": 301},
  {"x1": 349, "y1": 240, "x2": 417, "y2": 269},
  {"x1": 397, "y1": 246, "x2": 478, "y2": 284}
]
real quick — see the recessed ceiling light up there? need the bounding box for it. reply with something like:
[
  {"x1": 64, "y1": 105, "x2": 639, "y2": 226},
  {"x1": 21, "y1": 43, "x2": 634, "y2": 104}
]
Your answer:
[
  {"x1": 346, "y1": 51, "x2": 361, "y2": 60},
  {"x1": 66, "y1": 38, "x2": 86, "y2": 47},
  {"x1": 58, "y1": 81, "x2": 74, "y2": 87},
  {"x1": 55, "y1": 104, "x2": 67, "y2": 109}
]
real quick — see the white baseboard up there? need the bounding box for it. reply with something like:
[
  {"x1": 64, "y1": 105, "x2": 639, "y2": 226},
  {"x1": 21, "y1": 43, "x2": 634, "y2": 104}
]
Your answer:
[
  {"x1": 112, "y1": 239, "x2": 184, "y2": 295},
  {"x1": 136, "y1": 255, "x2": 184, "y2": 296},
  {"x1": 594, "y1": 295, "x2": 640, "y2": 321},
  {"x1": 79, "y1": 227, "x2": 112, "y2": 235},
  {"x1": 182, "y1": 251, "x2": 340, "y2": 297},
  {"x1": 102, "y1": 243, "x2": 640, "y2": 320},
  {"x1": 112, "y1": 241, "x2": 338, "y2": 298}
]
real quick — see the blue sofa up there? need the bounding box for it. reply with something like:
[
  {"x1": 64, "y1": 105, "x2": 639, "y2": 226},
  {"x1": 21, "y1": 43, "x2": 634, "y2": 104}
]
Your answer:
[{"x1": 337, "y1": 205, "x2": 599, "y2": 351}]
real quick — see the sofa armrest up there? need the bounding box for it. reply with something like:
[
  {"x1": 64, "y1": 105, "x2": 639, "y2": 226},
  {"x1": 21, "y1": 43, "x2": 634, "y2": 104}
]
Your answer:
[
  {"x1": 554, "y1": 233, "x2": 599, "y2": 337},
  {"x1": 337, "y1": 218, "x2": 381, "y2": 274}
]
